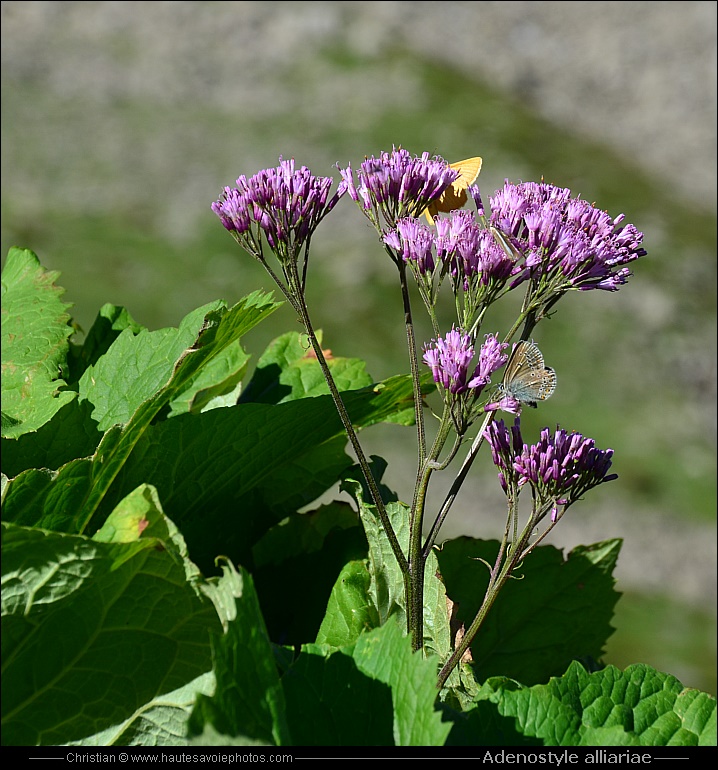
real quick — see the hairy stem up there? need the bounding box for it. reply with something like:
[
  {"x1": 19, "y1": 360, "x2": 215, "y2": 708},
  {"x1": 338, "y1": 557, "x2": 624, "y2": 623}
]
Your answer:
[
  {"x1": 288, "y1": 260, "x2": 408, "y2": 575},
  {"x1": 407, "y1": 404, "x2": 454, "y2": 652},
  {"x1": 436, "y1": 499, "x2": 534, "y2": 689},
  {"x1": 397, "y1": 260, "x2": 427, "y2": 469},
  {"x1": 423, "y1": 409, "x2": 495, "y2": 559}
]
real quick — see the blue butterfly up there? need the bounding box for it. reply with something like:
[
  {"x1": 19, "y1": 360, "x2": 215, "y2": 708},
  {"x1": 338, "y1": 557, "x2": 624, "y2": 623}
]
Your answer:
[{"x1": 501, "y1": 340, "x2": 557, "y2": 408}]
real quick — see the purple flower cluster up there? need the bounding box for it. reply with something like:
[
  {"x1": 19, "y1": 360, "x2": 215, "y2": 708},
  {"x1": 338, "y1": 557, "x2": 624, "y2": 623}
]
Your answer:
[
  {"x1": 383, "y1": 217, "x2": 435, "y2": 274},
  {"x1": 423, "y1": 328, "x2": 508, "y2": 396},
  {"x1": 211, "y1": 158, "x2": 345, "y2": 262},
  {"x1": 485, "y1": 418, "x2": 617, "y2": 513},
  {"x1": 384, "y1": 210, "x2": 516, "y2": 291},
  {"x1": 338, "y1": 148, "x2": 460, "y2": 229},
  {"x1": 488, "y1": 181, "x2": 646, "y2": 291},
  {"x1": 435, "y1": 211, "x2": 516, "y2": 288}
]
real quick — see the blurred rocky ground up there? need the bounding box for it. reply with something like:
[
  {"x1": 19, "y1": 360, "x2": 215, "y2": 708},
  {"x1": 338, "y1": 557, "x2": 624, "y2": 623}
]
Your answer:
[{"x1": 2, "y1": 1, "x2": 715, "y2": 214}]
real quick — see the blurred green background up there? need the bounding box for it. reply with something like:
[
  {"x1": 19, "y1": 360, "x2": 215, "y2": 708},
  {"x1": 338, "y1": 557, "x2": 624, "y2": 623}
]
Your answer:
[{"x1": 2, "y1": 2, "x2": 715, "y2": 694}]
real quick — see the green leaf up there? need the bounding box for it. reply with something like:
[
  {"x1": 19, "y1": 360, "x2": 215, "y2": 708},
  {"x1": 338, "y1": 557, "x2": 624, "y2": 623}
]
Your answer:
[
  {"x1": 167, "y1": 339, "x2": 250, "y2": 417},
  {"x1": 188, "y1": 562, "x2": 291, "y2": 746},
  {"x1": 67, "y1": 303, "x2": 146, "y2": 386},
  {"x1": 249, "y1": 434, "x2": 352, "y2": 516},
  {"x1": 251, "y1": 502, "x2": 369, "y2": 645},
  {"x1": 78, "y1": 289, "x2": 280, "y2": 430},
  {"x1": 436, "y1": 537, "x2": 622, "y2": 685},
  {"x1": 340, "y1": 477, "x2": 452, "y2": 659},
  {"x1": 66, "y1": 673, "x2": 215, "y2": 747},
  {"x1": 1, "y1": 248, "x2": 76, "y2": 438},
  {"x1": 475, "y1": 660, "x2": 717, "y2": 746},
  {"x1": 188, "y1": 723, "x2": 272, "y2": 746},
  {"x1": 1, "y1": 397, "x2": 102, "y2": 478},
  {"x1": 382, "y1": 370, "x2": 437, "y2": 427},
  {"x1": 252, "y1": 501, "x2": 362, "y2": 568},
  {"x1": 281, "y1": 642, "x2": 395, "y2": 746},
  {"x1": 1, "y1": 303, "x2": 148, "y2": 480},
  {"x1": 315, "y1": 559, "x2": 379, "y2": 647},
  {"x1": 1, "y1": 292, "x2": 281, "y2": 534},
  {"x1": 2, "y1": 371, "x2": 419, "y2": 564},
  {"x1": 239, "y1": 330, "x2": 373, "y2": 404},
  {"x1": 442, "y1": 693, "x2": 541, "y2": 746},
  {"x1": 283, "y1": 619, "x2": 451, "y2": 746},
  {"x1": 92, "y1": 482, "x2": 199, "y2": 581},
  {"x1": 352, "y1": 616, "x2": 452, "y2": 746},
  {"x1": 77, "y1": 299, "x2": 224, "y2": 430},
  {"x1": 0, "y1": 493, "x2": 221, "y2": 746},
  {"x1": 1, "y1": 459, "x2": 95, "y2": 531}
]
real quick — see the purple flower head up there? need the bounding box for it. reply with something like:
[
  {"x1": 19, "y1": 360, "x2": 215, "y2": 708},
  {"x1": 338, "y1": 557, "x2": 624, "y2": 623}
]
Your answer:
[
  {"x1": 486, "y1": 418, "x2": 617, "y2": 510},
  {"x1": 338, "y1": 148, "x2": 460, "y2": 230},
  {"x1": 212, "y1": 158, "x2": 345, "y2": 262},
  {"x1": 468, "y1": 228, "x2": 517, "y2": 285},
  {"x1": 484, "y1": 393, "x2": 523, "y2": 415},
  {"x1": 468, "y1": 334, "x2": 510, "y2": 391},
  {"x1": 212, "y1": 186, "x2": 252, "y2": 235},
  {"x1": 488, "y1": 181, "x2": 646, "y2": 292},
  {"x1": 484, "y1": 418, "x2": 525, "y2": 493},
  {"x1": 469, "y1": 185, "x2": 484, "y2": 217},
  {"x1": 384, "y1": 217, "x2": 436, "y2": 274},
  {"x1": 433, "y1": 210, "x2": 517, "y2": 291},
  {"x1": 423, "y1": 329, "x2": 507, "y2": 397},
  {"x1": 423, "y1": 327, "x2": 475, "y2": 394},
  {"x1": 434, "y1": 210, "x2": 478, "y2": 271}
]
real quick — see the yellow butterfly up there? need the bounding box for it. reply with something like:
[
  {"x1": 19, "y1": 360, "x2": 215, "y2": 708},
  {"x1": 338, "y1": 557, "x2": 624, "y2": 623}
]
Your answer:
[{"x1": 423, "y1": 156, "x2": 482, "y2": 225}]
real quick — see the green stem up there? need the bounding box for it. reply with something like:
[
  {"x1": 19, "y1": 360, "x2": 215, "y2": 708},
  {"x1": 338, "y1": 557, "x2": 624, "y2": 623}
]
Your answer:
[
  {"x1": 397, "y1": 260, "x2": 427, "y2": 469},
  {"x1": 423, "y1": 409, "x2": 495, "y2": 559},
  {"x1": 436, "y1": 564, "x2": 506, "y2": 689},
  {"x1": 395, "y1": 257, "x2": 433, "y2": 652},
  {"x1": 407, "y1": 403, "x2": 454, "y2": 652},
  {"x1": 288, "y1": 261, "x2": 408, "y2": 575},
  {"x1": 436, "y1": 500, "x2": 535, "y2": 689}
]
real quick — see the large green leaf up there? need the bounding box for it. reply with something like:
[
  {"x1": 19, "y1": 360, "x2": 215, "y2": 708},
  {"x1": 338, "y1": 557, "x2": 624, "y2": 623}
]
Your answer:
[
  {"x1": 436, "y1": 537, "x2": 622, "y2": 686},
  {"x1": 1, "y1": 292, "x2": 282, "y2": 535},
  {"x1": 64, "y1": 673, "x2": 215, "y2": 747},
  {"x1": 77, "y1": 294, "x2": 276, "y2": 431},
  {"x1": 0, "y1": 485, "x2": 221, "y2": 746},
  {"x1": 2, "y1": 373, "x2": 420, "y2": 574},
  {"x1": 284, "y1": 618, "x2": 451, "y2": 746},
  {"x1": 1, "y1": 248, "x2": 76, "y2": 438},
  {"x1": 251, "y1": 502, "x2": 369, "y2": 646},
  {"x1": 239, "y1": 329, "x2": 373, "y2": 404},
  {"x1": 188, "y1": 562, "x2": 291, "y2": 746},
  {"x1": 0, "y1": 397, "x2": 102, "y2": 479},
  {"x1": 282, "y1": 640, "x2": 394, "y2": 746},
  {"x1": 352, "y1": 616, "x2": 452, "y2": 746},
  {"x1": 336, "y1": 477, "x2": 452, "y2": 661},
  {"x1": 1, "y1": 303, "x2": 145, "y2": 478},
  {"x1": 67, "y1": 303, "x2": 146, "y2": 385},
  {"x1": 475, "y1": 661, "x2": 717, "y2": 746}
]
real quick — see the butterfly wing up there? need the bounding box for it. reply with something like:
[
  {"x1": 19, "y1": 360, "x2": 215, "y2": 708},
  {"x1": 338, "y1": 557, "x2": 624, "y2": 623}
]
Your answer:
[
  {"x1": 502, "y1": 341, "x2": 557, "y2": 406},
  {"x1": 518, "y1": 341, "x2": 546, "y2": 371},
  {"x1": 490, "y1": 226, "x2": 523, "y2": 261},
  {"x1": 424, "y1": 156, "x2": 482, "y2": 224}
]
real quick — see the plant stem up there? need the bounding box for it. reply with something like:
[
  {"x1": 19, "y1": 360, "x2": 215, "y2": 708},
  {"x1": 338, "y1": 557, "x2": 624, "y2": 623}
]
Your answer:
[
  {"x1": 394, "y1": 257, "x2": 432, "y2": 652},
  {"x1": 397, "y1": 260, "x2": 427, "y2": 469},
  {"x1": 406, "y1": 404, "x2": 454, "y2": 652},
  {"x1": 436, "y1": 502, "x2": 535, "y2": 689},
  {"x1": 288, "y1": 262, "x2": 408, "y2": 575},
  {"x1": 423, "y1": 409, "x2": 495, "y2": 559}
]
